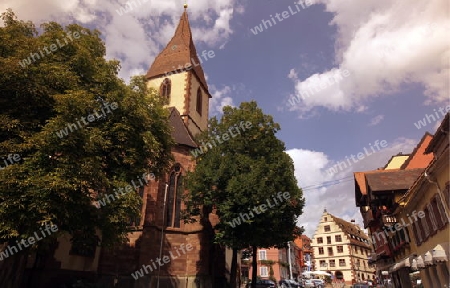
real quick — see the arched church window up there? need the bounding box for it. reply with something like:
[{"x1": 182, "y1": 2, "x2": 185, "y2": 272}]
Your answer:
[
  {"x1": 166, "y1": 164, "x2": 183, "y2": 228},
  {"x1": 196, "y1": 87, "x2": 202, "y2": 116},
  {"x1": 160, "y1": 78, "x2": 171, "y2": 100}
]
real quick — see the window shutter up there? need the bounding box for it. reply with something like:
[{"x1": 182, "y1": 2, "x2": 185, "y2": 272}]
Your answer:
[
  {"x1": 427, "y1": 203, "x2": 438, "y2": 233},
  {"x1": 412, "y1": 220, "x2": 422, "y2": 245},
  {"x1": 435, "y1": 194, "x2": 449, "y2": 227},
  {"x1": 420, "y1": 216, "x2": 429, "y2": 241}
]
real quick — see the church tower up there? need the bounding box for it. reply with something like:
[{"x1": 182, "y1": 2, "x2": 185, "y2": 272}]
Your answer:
[
  {"x1": 145, "y1": 4, "x2": 211, "y2": 137},
  {"x1": 97, "y1": 5, "x2": 227, "y2": 288}
]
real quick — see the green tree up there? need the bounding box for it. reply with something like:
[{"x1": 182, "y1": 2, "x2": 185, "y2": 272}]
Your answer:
[
  {"x1": 0, "y1": 10, "x2": 173, "y2": 287},
  {"x1": 184, "y1": 101, "x2": 305, "y2": 288}
]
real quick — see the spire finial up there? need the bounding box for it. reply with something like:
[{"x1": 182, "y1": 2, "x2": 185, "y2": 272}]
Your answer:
[{"x1": 184, "y1": 2, "x2": 188, "y2": 10}]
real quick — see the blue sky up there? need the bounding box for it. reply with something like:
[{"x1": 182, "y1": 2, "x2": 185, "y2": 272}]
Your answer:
[{"x1": 2, "y1": 0, "x2": 448, "y2": 238}]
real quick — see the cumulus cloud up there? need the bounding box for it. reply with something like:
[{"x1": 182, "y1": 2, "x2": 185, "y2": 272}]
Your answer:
[
  {"x1": 289, "y1": 0, "x2": 450, "y2": 115},
  {"x1": 0, "y1": 0, "x2": 240, "y2": 81},
  {"x1": 288, "y1": 137, "x2": 418, "y2": 237}
]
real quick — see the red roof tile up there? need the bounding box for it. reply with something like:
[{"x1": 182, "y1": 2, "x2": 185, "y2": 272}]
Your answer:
[{"x1": 145, "y1": 11, "x2": 208, "y2": 91}]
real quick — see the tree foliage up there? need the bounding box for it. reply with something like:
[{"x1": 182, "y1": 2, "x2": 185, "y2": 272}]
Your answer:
[
  {"x1": 184, "y1": 101, "x2": 305, "y2": 286},
  {"x1": 0, "y1": 9, "x2": 173, "y2": 252}
]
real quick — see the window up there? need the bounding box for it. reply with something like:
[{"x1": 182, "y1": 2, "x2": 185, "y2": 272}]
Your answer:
[
  {"x1": 259, "y1": 250, "x2": 267, "y2": 260},
  {"x1": 327, "y1": 236, "x2": 331, "y2": 244},
  {"x1": 260, "y1": 266, "x2": 269, "y2": 277},
  {"x1": 319, "y1": 260, "x2": 326, "y2": 267},
  {"x1": 160, "y1": 78, "x2": 171, "y2": 100},
  {"x1": 337, "y1": 246, "x2": 344, "y2": 253},
  {"x1": 166, "y1": 164, "x2": 183, "y2": 228},
  {"x1": 196, "y1": 87, "x2": 202, "y2": 115},
  {"x1": 360, "y1": 247, "x2": 363, "y2": 254},
  {"x1": 324, "y1": 217, "x2": 327, "y2": 221},
  {"x1": 327, "y1": 247, "x2": 333, "y2": 256},
  {"x1": 317, "y1": 237, "x2": 323, "y2": 244},
  {"x1": 339, "y1": 259, "x2": 346, "y2": 267},
  {"x1": 329, "y1": 260, "x2": 336, "y2": 267},
  {"x1": 324, "y1": 225, "x2": 331, "y2": 232},
  {"x1": 318, "y1": 247, "x2": 324, "y2": 255},
  {"x1": 335, "y1": 235, "x2": 342, "y2": 242}
]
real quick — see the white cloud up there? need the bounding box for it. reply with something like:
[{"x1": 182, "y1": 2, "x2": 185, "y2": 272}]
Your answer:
[
  {"x1": 209, "y1": 85, "x2": 235, "y2": 115},
  {"x1": 289, "y1": 0, "x2": 450, "y2": 115},
  {"x1": 0, "y1": 0, "x2": 240, "y2": 82},
  {"x1": 288, "y1": 137, "x2": 418, "y2": 237},
  {"x1": 368, "y1": 114, "x2": 384, "y2": 126}
]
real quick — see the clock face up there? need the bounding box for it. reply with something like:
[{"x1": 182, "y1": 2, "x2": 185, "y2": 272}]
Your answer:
[{"x1": 171, "y1": 45, "x2": 177, "y2": 50}]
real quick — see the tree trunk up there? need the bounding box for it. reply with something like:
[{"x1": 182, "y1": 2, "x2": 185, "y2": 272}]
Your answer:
[
  {"x1": 230, "y1": 248, "x2": 238, "y2": 288},
  {"x1": 251, "y1": 245, "x2": 257, "y2": 288}
]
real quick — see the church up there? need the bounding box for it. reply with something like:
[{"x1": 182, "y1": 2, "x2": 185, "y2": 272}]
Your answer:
[{"x1": 97, "y1": 4, "x2": 229, "y2": 287}]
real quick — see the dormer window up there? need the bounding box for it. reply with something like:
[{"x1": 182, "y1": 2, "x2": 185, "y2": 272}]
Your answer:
[
  {"x1": 160, "y1": 78, "x2": 171, "y2": 101},
  {"x1": 196, "y1": 88, "x2": 202, "y2": 116}
]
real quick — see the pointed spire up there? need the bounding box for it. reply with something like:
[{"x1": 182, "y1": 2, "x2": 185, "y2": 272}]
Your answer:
[{"x1": 145, "y1": 7, "x2": 208, "y2": 90}]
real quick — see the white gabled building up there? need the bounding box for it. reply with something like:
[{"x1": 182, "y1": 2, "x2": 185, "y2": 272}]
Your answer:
[{"x1": 311, "y1": 209, "x2": 375, "y2": 285}]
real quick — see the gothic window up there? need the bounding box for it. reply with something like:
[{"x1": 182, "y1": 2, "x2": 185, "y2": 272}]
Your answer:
[
  {"x1": 196, "y1": 87, "x2": 202, "y2": 115},
  {"x1": 160, "y1": 78, "x2": 171, "y2": 100},
  {"x1": 166, "y1": 164, "x2": 183, "y2": 228}
]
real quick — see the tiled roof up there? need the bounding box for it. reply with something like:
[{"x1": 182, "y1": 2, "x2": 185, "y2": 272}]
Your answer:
[
  {"x1": 365, "y1": 169, "x2": 424, "y2": 192},
  {"x1": 330, "y1": 214, "x2": 371, "y2": 248},
  {"x1": 168, "y1": 107, "x2": 197, "y2": 148},
  {"x1": 399, "y1": 132, "x2": 433, "y2": 169},
  {"x1": 145, "y1": 11, "x2": 208, "y2": 91}
]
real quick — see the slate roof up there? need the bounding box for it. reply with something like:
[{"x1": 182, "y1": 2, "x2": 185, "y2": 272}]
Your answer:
[
  {"x1": 168, "y1": 107, "x2": 197, "y2": 148},
  {"x1": 145, "y1": 11, "x2": 208, "y2": 91}
]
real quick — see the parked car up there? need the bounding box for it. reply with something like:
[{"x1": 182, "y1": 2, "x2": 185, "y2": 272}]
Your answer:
[
  {"x1": 311, "y1": 279, "x2": 325, "y2": 287},
  {"x1": 353, "y1": 283, "x2": 371, "y2": 288},
  {"x1": 279, "y1": 279, "x2": 301, "y2": 288},
  {"x1": 246, "y1": 279, "x2": 277, "y2": 288}
]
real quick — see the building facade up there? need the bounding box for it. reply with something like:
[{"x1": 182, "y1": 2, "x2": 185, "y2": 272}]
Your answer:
[
  {"x1": 311, "y1": 210, "x2": 375, "y2": 285},
  {"x1": 354, "y1": 115, "x2": 449, "y2": 288},
  {"x1": 247, "y1": 243, "x2": 302, "y2": 284},
  {"x1": 294, "y1": 234, "x2": 314, "y2": 273}
]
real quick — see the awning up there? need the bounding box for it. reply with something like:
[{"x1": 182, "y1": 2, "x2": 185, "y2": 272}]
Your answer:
[
  {"x1": 424, "y1": 251, "x2": 433, "y2": 266},
  {"x1": 411, "y1": 256, "x2": 425, "y2": 270},
  {"x1": 432, "y1": 244, "x2": 448, "y2": 262},
  {"x1": 404, "y1": 258, "x2": 411, "y2": 268}
]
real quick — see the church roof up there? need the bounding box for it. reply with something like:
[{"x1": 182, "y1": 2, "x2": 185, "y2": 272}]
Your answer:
[
  {"x1": 145, "y1": 11, "x2": 208, "y2": 91},
  {"x1": 168, "y1": 107, "x2": 197, "y2": 148}
]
